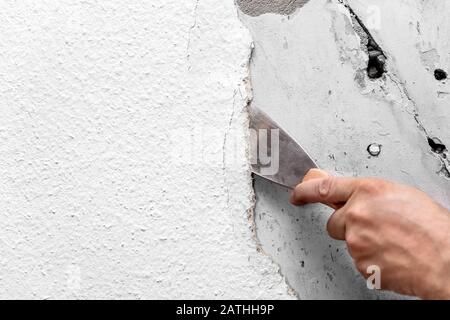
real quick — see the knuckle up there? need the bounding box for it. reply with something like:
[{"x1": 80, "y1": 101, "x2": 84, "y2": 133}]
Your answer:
[
  {"x1": 346, "y1": 232, "x2": 370, "y2": 253},
  {"x1": 345, "y1": 233, "x2": 360, "y2": 249},
  {"x1": 326, "y1": 217, "x2": 334, "y2": 233},
  {"x1": 356, "y1": 262, "x2": 368, "y2": 275},
  {"x1": 357, "y1": 178, "x2": 390, "y2": 195},
  {"x1": 345, "y1": 208, "x2": 361, "y2": 223},
  {"x1": 326, "y1": 218, "x2": 338, "y2": 237},
  {"x1": 357, "y1": 179, "x2": 377, "y2": 194},
  {"x1": 349, "y1": 207, "x2": 371, "y2": 223}
]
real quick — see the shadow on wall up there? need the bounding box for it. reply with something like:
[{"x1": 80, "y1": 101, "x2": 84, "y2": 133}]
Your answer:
[{"x1": 253, "y1": 176, "x2": 402, "y2": 299}]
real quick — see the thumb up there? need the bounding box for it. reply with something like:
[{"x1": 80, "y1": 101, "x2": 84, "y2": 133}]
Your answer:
[{"x1": 291, "y1": 175, "x2": 359, "y2": 208}]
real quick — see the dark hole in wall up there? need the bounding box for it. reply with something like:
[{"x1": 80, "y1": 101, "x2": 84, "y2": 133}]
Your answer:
[
  {"x1": 428, "y1": 137, "x2": 447, "y2": 154},
  {"x1": 341, "y1": 1, "x2": 387, "y2": 79},
  {"x1": 434, "y1": 69, "x2": 448, "y2": 81},
  {"x1": 367, "y1": 39, "x2": 386, "y2": 79}
]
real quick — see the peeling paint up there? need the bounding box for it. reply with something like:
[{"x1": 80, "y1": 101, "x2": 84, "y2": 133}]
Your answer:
[
  {"x1": 240, "y1": 35, "x2": 298, "y2": 297},
  {"x1": 236, "y1": 0, "x2": 310, "y2": 17}
]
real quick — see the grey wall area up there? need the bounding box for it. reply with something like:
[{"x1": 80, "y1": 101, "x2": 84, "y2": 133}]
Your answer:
[
  {"x1": 238, "y1": 0, "x2": 450, "y2": 299},
  {"x1": 236, "y1": 0, "x2": 310, "y2": 16}
]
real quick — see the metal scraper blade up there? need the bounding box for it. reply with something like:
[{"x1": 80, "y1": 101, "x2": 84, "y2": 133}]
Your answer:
[{"x1": 249, "y1": 107, "x2": 318, "y2": 189}]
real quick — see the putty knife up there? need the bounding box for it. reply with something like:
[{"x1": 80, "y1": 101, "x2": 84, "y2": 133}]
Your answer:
[{"x1": 249, "y1": 107, "x2": 318, "y2": 189}]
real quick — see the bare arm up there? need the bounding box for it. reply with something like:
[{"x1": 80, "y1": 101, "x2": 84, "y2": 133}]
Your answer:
[{"x1": 290, "y1": 169, "x2": 450, "y2": 300}]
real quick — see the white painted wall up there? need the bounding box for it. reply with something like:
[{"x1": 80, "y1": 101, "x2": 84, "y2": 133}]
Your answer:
[
  {"x1": 0, "y1": 0, "x2": 291, "y2": 299},
  {"x1": 0, "y1": 0, "x2": 448, "y2": 299}
]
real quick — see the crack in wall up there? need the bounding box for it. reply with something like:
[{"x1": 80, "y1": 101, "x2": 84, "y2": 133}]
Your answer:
[
  {"x1": 338, "y1": 0, "x2": 386, "y2": 79},
  {"x1": 222, "y1": 90, "x2": 238, "y2": 207},
  {"x1": 186, "y1": 0, "x2": 200, "y2": 69},
  {"x1": 386, "y1": 72, "x2": 450, "y2": 179}
]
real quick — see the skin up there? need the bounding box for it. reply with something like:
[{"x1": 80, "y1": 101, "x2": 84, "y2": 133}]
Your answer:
[{"x1": 290, "y1": 169, "x2": 450, "y2": 300}]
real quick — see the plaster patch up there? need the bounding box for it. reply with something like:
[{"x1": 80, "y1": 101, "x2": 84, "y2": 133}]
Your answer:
[{"x1": 236, "y1": 0, "x2": 310, "y2": 17}]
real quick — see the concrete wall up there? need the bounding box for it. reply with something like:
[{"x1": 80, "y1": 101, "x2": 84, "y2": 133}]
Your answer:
[
  {"x1": 238, "y1": 0, "x2": 449, "y2": 299},
  {"x1": 0, "y1": 0, "x2": 448, "y2": 299}
]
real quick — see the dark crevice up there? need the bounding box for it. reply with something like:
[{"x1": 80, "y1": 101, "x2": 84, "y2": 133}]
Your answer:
[
  {"x1": 367, "y1": 39, "x2": 386, "y2": 79},
  {"x1": 339, "y1": 0, "x2": 387, "y2": 79},
  {"x1": 427, "y1": 138, "x2": 449, "y2": 178},
  {"x1": 439, "y1": 165, "x2": 450, "y2": 179},
  {"x1": 428, "y1": 137, "x2": 447, "y2": 154}
]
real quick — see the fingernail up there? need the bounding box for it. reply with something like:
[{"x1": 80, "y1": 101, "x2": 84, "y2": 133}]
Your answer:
[{"x1": 319, "y1": 178, "x2": 331, "y2": 196}]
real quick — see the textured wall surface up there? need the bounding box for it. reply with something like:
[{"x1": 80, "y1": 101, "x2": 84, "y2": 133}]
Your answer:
[
  {"x1": 0, "y1": 0, "x2": 292, "y2": 299},
  {"x1": 236, "y1": 0, "x2": 310, "y2": 17},
  {"x1": 238, "y1": 0, "x2": 449, "y2": 299}
]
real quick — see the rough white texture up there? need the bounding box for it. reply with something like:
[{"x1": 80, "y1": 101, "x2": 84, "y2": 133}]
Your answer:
[
  {"x1": 239, "y1": 0, "x2": 449, "y2": 299},
  {"x1": 0, "y1": 0, "x2": 293, "y2": 299}
]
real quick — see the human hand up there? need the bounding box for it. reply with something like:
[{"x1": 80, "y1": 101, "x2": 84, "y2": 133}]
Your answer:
[{"x1": 290, "y1": 169, "x2": 450, "y2": 299}]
